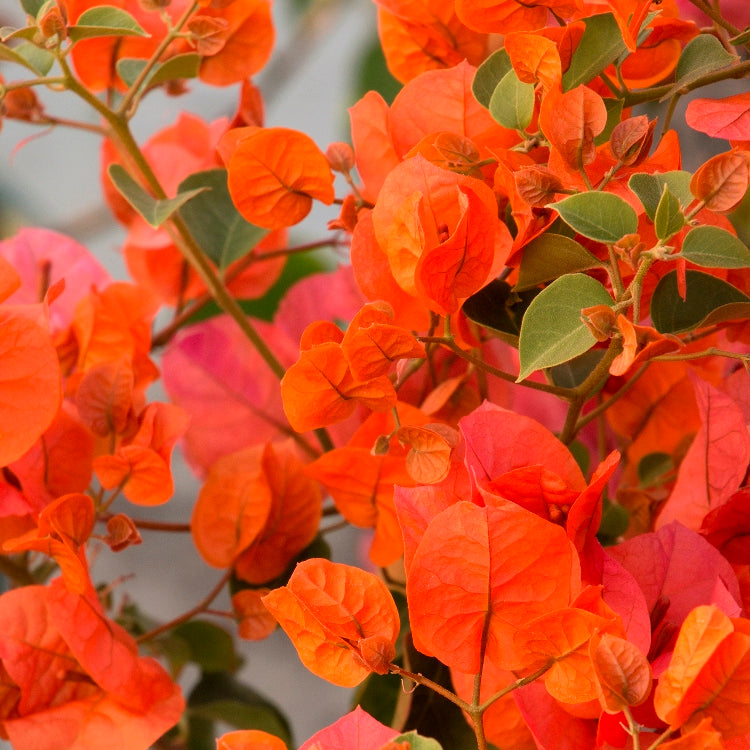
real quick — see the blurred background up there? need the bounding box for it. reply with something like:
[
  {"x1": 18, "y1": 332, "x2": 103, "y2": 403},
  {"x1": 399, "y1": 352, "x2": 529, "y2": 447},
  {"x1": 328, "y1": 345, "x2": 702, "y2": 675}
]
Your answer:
[{"x1": 0, "y1": 0, "x2": 401, "y2": 746}]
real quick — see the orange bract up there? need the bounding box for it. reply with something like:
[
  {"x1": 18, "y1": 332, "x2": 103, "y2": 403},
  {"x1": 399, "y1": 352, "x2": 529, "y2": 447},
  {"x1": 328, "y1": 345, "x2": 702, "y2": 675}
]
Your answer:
[
  {"x1": 0, "y1": 309, "x2": 61, "y2": 467},
  {"x1": 407, "y1": 500, "x2": 578, "y2": 674},
  {"x1": 262, "y1": 559, "x2": 400, "y2": 687},
  {"x1": 225, "y1": 127, "x2": 335, "y2": 230},
  {"x1": 690, "y1": 149, "x2": 750, "y2": 214},
  {"x1": 590, "y1": 632, "x2": 652, "y2": 714}
]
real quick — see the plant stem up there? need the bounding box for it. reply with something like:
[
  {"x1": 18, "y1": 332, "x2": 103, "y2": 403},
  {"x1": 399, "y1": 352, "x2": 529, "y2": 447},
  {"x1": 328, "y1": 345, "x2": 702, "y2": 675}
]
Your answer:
[{"x1": 136, "y1": 569, "x2": 232, "y2": 643}]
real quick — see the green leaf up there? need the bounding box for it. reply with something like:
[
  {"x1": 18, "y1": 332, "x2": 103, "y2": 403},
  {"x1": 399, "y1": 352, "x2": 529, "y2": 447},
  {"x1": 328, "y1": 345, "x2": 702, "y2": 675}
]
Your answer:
[
  {"x1": 638, "y1": 452, "x2": 674, "y2": 487},
  {"x1": 68, "y1": 5, "x2": 148, "y2": 42},
  {"x1": 628, "y1": 171, "x2": 693, "y2": 221},
  {"x1": 597, "y1": 500, "x2": 630, "y2": 543},
  {"x1": 651, "y1": 269, "x2": 750, "y2": 334},
  {"x1": 518, "y1": 273, "x2": 613, "y2": 381},
  {"x1": 562, "y1": 13, "x2": 627, "y2": 91},
  {"x1": 549, "y1": 348, "x2": 607, "y2": 388},
  {"x1": 515, "y1": 233, "x2": 603, "y2": 291},
  {"x1": 108, "y1": 163, "x2": 206, "y2": 228},
  {"x1": 462, "y1": 279, "x2": 540, "y2": 347},
  {"x1": 489, "y1": 71, "x2": 533, "y2": 130},
  {"x1": 0, "y1": 42, "x2": 42, "y2": 72},
  {"x1": 117, "y1": 53, "x2": 201, "y2": 89},
  {"x1": 660, "y1": 34, "x2": 737, "y2": 101},
  {"x1": 472, "y1": 48, "x2": 512, "y2": 108},
  {"x1": 178, "y1": 169, "x2": 268, "y2": 270},
  {"x1": 169, "y1": 620, "x2": 242, "y2": 674},
  {"x1": 392, "y1": 731, "x2": 444, "y2": 750},
  {"x1": 489, "y1": 69, "x2": 535, "y2": 131},
  {"x1": 8, "y1": 41, "x2": 54, "y2": 75},
  {"x1": 549, "y1": 192, "x2": 638, "y2": 244},
  {"x1": 20, "y1": 0, "x2": 45, "y2": 14},
  {"x1": 654, "y1": 185, "x2": 685, "y2": 241},
  {"x1": 680, "y1": 225, "x2": 750, "y2": 268},
  {"x1": 188, "y1": 672, "x2": 292, "y2": 748},
  {"x1": 0, "y1": 27, "x2": 38, "y2": 43}
]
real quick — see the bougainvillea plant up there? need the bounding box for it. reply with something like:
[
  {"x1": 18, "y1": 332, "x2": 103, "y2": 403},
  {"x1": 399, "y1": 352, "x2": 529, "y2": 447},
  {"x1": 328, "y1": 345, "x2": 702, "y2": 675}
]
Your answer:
[{"x1": 1, "y1": 0, "x2": 750, "y2": 748}]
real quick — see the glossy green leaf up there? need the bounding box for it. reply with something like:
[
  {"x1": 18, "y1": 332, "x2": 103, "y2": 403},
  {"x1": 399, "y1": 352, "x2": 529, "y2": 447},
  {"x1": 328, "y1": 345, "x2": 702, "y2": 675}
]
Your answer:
[
  {"x1": 651, "y1": 269, "x2": 750, "y2": 333},
  {"x1": 562, "y1": 13, "x2": 627, "y2": 91},
  {"x1": 188, "y1": 672, "x2": 292, "y2": 747},
  {"x1": 654, "y1": 186, "x2": 686, "y2": 241},
  {"x1": 660, "y1": 35, "x2": 737, "y2": 101},
  {"x1": 68, "y1": 5, "x2": 148, "y2": 41},
  {"x1": 117, "y1": 53, "x2": 201, "y2": 89},
  {"x1": 518, "y1": 273, "x2": 613, "y2": 381},
  {"x1": 680, "y1": 225, "x2": 750, "y2": 268},
  {"x1": 472, "y1": 48, "x2": 512, "y2": 108},
  {"x1": 108, "y1": 164, "x2": 206, "y2": 228},
  {"x1": 515, "y1": 233, "x2": 603, "y2": 291},
  {"x1": 178, "y1": 168, "x2": 268, "y2": 270},
  {"x1": 463, "y1": 279, "x2": 540, "y2": 347},
  {"x1": 170, "y1": 620, "x2": 242, "y2": 674},
  {"x1": 489, "y1": 69, "x2": 534, "y2": 131},
  {"x1": 550, "y1": 192, "x2": 638, "y2": 243},
  {"x1": 628, "y1": 171, "x2": 693, "y2": 221}
]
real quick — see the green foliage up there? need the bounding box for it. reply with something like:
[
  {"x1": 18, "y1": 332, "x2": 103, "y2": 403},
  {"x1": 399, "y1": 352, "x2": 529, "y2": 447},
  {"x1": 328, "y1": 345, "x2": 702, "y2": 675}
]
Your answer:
[
  {"x1": 515, "y1": 233, "x2": 603, "y2": 291},
  {"x1": 562, "y1": 13, "x2": 626, "y2": 91},
  {"x1": 489, "y1": 69, "x2": 535, "y2": 131},
  {"x1": 68, "y1": 6, "x2": 148, "y2": 41},
  {"x1": 518, "y1": 273, "x2": 613, "y2": 381},
  {"x1": 550, "y1": 192, "x2": 638, "y2": 244}
]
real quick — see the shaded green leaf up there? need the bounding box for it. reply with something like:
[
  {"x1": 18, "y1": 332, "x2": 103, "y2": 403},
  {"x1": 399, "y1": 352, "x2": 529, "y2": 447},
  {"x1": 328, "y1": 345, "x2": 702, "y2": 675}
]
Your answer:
[
  {"x1": 178, "y1": 168, "x2": 267, "y2": 270},
  {"x1": 680, "y1": 225, "x2": 750, "y2": 268},
  {"x1": 562, "y1": 13, "x2": 627, "y2": 91},
  {"x1": 660, "y1": 35, "x2": 737, "y2": 101},
  {"x1": 68, "y1": 5, "x2": 148, "y2": 41},
  {"x1": 518, "y1": 273, "x2": 613, "y2": 381},
  {"x1": 354, "y1": 671, "x2": 403, "y2": 729},
  {"x1": 108, "y1": 163, "x2": 206, "y2": 228},
  {"x1": 638, "y1": 452, "x2": 674, "y2": 487},
  {"x1": 597, "y1": 500, "x2": 630, "y2": 544},
  {"x1": 654, "y1": 185, "x2": 685, "y2": 241},
  {"x1": 170, "y1": 620, "x2": 242, "y2": 674},
  {"x1": 489, "y1": 69, "x2": 534, "y2": 131},
  {"x1": 651, "y1": 269, "x2": 750, "y2": 333},
  {"x1": 116, "y1": 58, "x2": 147, "y2": 88},
  {"x1": 549, "y1": 348, "x2": 606, "y2": 388},
  {"x1": 472, "y1": 48, "x2": 512, "y2": 108},
  {"x1": 20, "y1": 0, "x2": 45, "y2": 13},
  {"x1": 628, "y1": 171, "x2": 693, "y2": 221},
  {"x1": 188, "y1": 672, "x2": 292, "y2": 748},
  {"x1": 515, "y1": 233, "x2": 603, "y2": 291},
  {"x1": 463, "y1": 279, "x2": 540, "y2": 347},
  {"x1": 550, "y1": 192, "x2": 638, "y2": 243}
]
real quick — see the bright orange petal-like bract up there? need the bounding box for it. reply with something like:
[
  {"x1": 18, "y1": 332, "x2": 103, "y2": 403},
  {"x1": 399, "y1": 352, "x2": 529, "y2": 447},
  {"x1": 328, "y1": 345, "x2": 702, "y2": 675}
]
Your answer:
[
  {"x1": 0, "y1": 310, "x2": 61, "y2": 467},
  {"x1": 262, "y1": 559, "x2": 399, "y2": 687},
  {"x1": 226, "y1": 127, "x2": 335, "y2": 229},
  {"x1": 217, "y1": 729, "x2": 287, "y2": 750}
]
